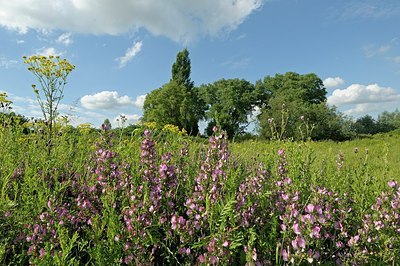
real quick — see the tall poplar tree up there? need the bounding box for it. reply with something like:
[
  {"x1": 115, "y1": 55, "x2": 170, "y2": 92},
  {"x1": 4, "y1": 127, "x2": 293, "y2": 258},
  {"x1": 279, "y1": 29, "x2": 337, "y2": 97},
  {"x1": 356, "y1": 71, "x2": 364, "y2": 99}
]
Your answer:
[
  {"x1": 143, "y1": 49, "x2": 204, "y2": 135},
  {"x1": 171, "y1": 48, "x2": 194, "y2": 89}
]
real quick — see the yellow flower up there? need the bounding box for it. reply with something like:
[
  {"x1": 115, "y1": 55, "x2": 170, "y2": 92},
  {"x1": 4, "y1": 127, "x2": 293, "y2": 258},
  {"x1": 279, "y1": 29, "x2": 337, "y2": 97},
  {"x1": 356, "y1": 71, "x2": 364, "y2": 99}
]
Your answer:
[{"x1": 144, "y1": 121, "x2": 157, "y2": 129}]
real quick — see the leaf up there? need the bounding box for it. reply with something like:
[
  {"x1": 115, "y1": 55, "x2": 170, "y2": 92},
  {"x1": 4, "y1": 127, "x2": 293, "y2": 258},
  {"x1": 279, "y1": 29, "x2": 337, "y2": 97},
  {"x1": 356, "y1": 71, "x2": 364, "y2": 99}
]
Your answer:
[{"x1": 217, "y1": 195, "x2": 237, "y2": 232}]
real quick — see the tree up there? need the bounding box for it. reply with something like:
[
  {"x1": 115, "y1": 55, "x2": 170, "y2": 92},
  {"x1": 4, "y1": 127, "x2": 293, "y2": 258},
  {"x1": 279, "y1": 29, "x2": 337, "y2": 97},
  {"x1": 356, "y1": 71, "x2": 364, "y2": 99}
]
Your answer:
[
  {"x1": 143, "y1": 49, "x2": 204, "y2": 135},
  {"x1": 255, "y1": 72, "x2": 350, "y2": 140},
  {"x1": 258, "y1": 94, "x2": 301, "y2": 140},
  {"x1": 24, "y1": 55, "x2": 75, "y2": 145},
  {"x1": 306, "y1": 105, "x2": 355, "y2": 141},
  {"x1": 171, "y1": 48, "x2": 194, "y2": 89},
  {"x1": 352, "y1": 115, "x2": 378, "y2": 135},
  {"x1": 255, "y1": 72, "x2": 327, "y2": 107},
  {"x1": 376, "y1": 110, "x2": 400, "y2": 133},
  {"x1": 199, "y1": 78, "x2": 255, "y2": 138},
  {"x1": 143, "y1": 80, "x2": 187, "y2": 128}
]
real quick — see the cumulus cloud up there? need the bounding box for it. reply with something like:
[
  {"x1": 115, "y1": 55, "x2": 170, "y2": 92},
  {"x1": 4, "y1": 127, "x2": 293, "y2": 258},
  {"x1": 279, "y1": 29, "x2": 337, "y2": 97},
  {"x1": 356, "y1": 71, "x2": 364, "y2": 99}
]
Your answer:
[
  {"x1": 80, "y1": 91, "x2": 144, "y2": 110},
  {"x1": 323, "y1": 77, "x2": 345, "y2": 88},
  {"x1": 0, "y1": 0, "x2": 262, "y2": 42},
  {"x1": 342, "y1": 103, "x2": 384, "y2": 117},
  {"x1": 327, "y1": 83, "x2": 400, "y2": 117},
  {"x1": 5, "y1": 91, "x2": 140, "y2": 128},
  {"x1": 134, "y1": 94, "x2": 146, "y2": 108},
  {"x1": 57, "y1": 32, "x2": 73, "y2": 46},
  {"x1": 34, "y1": 47, "x2": 64, "y2": 57},
  {"x1": 328, "y1": 83, "x2": 400, "y2": 107},
  {"x1": 116, "y1": 41, "x2": 142, "y2": 68}
]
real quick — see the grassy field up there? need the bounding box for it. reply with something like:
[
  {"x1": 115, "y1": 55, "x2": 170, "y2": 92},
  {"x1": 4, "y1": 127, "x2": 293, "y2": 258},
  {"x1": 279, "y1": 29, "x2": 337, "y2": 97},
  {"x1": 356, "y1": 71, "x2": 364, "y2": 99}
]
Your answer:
[
  {"x1": 232, "y1": 131, "x2": 400, "y2": 211},
  {"x1": 1, "y1": 124, "x2": 399, "y2": 265}
]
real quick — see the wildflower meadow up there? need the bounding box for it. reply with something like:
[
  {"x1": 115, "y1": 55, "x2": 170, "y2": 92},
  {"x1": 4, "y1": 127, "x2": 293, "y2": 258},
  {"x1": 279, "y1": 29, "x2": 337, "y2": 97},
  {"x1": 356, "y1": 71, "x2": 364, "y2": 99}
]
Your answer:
[{"x1": 1, "y1": 120, "x2": 400, "y2": 265}]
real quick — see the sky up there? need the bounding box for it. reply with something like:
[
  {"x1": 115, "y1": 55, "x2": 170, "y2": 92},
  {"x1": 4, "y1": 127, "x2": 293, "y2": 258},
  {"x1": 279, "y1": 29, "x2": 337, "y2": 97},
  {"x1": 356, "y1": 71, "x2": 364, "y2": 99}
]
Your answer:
[{"x1": 1, "y1": 0, "x2": 400, "y2": 130}]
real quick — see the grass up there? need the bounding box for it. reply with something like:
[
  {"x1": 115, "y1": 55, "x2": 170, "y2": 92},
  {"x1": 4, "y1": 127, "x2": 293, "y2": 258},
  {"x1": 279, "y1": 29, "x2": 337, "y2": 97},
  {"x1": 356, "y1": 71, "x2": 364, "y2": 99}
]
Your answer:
[{"x1": 1, "y1": 123, "x2": 400, "y2": 265}]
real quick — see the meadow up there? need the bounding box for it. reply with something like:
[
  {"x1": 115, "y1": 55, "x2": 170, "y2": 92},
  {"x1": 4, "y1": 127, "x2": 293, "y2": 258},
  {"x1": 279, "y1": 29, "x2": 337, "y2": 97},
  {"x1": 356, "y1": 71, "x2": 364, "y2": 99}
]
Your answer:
[{"x1": 1, "y1": 122, "x2": 399, "y2": 265}]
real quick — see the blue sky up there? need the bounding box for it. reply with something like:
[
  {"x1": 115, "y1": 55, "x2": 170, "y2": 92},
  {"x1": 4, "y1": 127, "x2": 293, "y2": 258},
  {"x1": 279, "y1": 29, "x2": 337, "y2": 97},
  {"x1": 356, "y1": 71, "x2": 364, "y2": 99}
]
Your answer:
[{"x1": 1, "y1": 0, "x2": 400, "y2": 129}]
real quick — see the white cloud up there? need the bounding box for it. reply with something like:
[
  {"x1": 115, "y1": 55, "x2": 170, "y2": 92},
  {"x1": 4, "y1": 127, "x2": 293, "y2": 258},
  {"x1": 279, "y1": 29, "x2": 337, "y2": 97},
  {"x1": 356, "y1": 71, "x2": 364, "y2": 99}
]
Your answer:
[
  {"x1": 342, "y1": 103, "x2": 384, "y2": 117},
  {"x1": 5, "y1": 91, "x2": 141, "y2": 128},
  {"x1": 34, "y1": 47, "x2": 64, "y2": 57},
  {"x1": 337, "y1": 1, "x2": 400, "y2": 21},
  {"x1": 116, "y1": 41, "x2": 142, "y2": 68},
  {"x1": 0, "y1": 0, "x2": 262, "y2": 43},
  {"x1": 57, "y1": 107, "x2": 106, "y2": 127},
  {"x1": 16, "y1": 39, "x2": 25, "y2": 44},
  {"x1": 0, "y1": 56, "x2": 18, "y2": 69},
  {"x1": 363, "y1": 44, "x2": 391, "y2": 58},
  {"x1": 221, "y1": 56, "x2": 250, "y2": 69},
  {"x1": 327, "y1": 83, "x2": 400, "y2": 117},
  {"x1": 7, "y1": 93, "x2": 43, "y2": 119},
  {"x1": 134, "y1": 94, "x2": 146, "y2": 108},
  {"x1": 80, "y1": 91, "x2": 144, "y2": 110},
  {"x1": 11, "y1": 95, "x2": 37, "y2": 105},
  {"x1": 57, "y1": 32, "x2": 73, "y2": 46},
  {"x1": 328, "y1": 83, "x2": 400, "y2": 107},
  {"x1": 114, "y1": 114, "x2": 141, "y2": 126},
  {"x1": 323, "y1": 77, "x2": 345, "y2": 88}
]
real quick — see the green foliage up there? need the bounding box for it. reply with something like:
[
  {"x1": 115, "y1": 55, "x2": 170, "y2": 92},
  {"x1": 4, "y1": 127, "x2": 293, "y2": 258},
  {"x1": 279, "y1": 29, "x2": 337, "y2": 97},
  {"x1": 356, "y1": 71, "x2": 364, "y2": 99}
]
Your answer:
[
  {"x1": 309, "y1": 105, "x2": 355, "y2": 141},
  {"x1": 171, "y1": 48, "x2": 194, "y2": 89},
  {"x1": 255, "y1": 72, "x2": 327, "y2": 106},
  {"x1": 142, "y1": 82, "x2": 203, "y2": 134},
  {"x1": 1, "y1": 121, "x2": 400, "y2": 264},
  {"x1": 377, "y1": 110, "x2": 400, "y2": 131},
  {"x1": 143, "y1": 49, "x2": 204, "y2": 135},
  {"x1": 3, "y1": 49, "x2": 400, "y2": 265},
  {"x1": 352, "y1": 111, "x2": 400, "y2": 136},
  {"x1": 143, "y1": 81, "x2": 188, "y2": 127},
  {"x1": 352, "y1": 115, "x2": 378, "y2": 135},
  {"x1": 199, "y1": 78, "x2": 255, "y2": 138},
  {"x1": 256, "y1": 72, "x2": 353, "y2": 140}
]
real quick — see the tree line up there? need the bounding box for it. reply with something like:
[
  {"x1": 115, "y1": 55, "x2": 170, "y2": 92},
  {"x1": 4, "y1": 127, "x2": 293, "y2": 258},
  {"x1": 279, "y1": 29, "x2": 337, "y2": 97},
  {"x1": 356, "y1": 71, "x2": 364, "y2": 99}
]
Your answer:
[
  {"x1": 1, "y1": 51, "x2": 399, "y2": 141},
  {"x1": 142, "y1": 49, "x2": 400, "y2": 140}
]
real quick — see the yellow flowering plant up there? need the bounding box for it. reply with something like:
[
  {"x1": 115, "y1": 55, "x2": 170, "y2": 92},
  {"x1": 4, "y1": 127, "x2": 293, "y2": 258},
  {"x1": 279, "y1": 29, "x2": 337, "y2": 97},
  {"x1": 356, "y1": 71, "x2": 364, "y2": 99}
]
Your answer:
[{"x1": 23, "y1": 55, "x2": 75, "y2": 152}]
